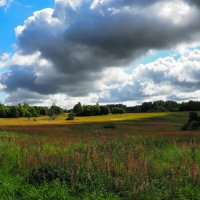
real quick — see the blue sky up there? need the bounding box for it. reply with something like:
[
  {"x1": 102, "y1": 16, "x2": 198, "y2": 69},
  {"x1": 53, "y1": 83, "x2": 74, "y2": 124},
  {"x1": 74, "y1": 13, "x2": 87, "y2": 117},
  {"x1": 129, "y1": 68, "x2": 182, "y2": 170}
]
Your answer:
[
  {"x1": 1, "y1": 0, "x2": 200, "y2": 107},
  {"x1": 0, "y1": 0, "x2": 54, "y2": 53}
]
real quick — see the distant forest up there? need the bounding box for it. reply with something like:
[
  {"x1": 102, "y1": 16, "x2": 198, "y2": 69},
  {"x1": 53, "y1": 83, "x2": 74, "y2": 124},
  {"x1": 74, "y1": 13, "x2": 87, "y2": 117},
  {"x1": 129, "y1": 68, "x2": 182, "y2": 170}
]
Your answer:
[
  {"x1": 72, "y1": 100, "x2": 200, "y2": 117},
  {"x1": 0, "y1": 103, "x2": 64, "y2": 118},
  {"x1": 0, "y1": 100, "x2": 200, "y2": 118},
  {"x1": 126, "y1": 100, "x2": 200, "y2": 113}
]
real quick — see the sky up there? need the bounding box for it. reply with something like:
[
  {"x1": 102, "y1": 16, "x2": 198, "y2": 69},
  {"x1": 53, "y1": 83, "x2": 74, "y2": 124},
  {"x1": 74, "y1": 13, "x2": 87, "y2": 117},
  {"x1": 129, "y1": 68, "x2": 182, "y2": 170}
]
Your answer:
[{"x1": 1, "y1": 0, "x2": 200, "y2": 108}]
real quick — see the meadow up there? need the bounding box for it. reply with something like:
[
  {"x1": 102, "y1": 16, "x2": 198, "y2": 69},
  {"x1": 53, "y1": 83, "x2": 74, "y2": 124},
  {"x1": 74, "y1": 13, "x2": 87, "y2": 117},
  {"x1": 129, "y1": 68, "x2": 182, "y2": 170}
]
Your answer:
[{"x1": 0, "y1": 112, "x2": 200, "y2": 199}]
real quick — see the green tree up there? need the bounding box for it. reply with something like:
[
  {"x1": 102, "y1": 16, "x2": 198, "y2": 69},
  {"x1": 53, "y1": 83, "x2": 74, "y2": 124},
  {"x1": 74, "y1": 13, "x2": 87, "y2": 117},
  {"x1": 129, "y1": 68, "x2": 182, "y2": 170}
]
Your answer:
[
  {"x1": 111, "y1": 107, "x2": 126, "y2": 114},
  {"x1": 73, "y1": 102, "x2": 83, "y2": 116},
  {"x1": 10, "y1": 106, "x2": 19, "y2": 118},
  {"x1": 100, "y1": 105, "x2": 110, "y2": 115}
]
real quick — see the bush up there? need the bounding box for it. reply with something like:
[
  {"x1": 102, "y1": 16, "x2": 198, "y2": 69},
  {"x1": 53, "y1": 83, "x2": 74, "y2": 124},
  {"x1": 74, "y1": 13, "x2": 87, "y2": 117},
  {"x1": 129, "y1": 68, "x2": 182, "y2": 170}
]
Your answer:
[
  {"x1": 181, "y1": 121, "x2": 200, "y2": 131},
  {"x1": 28, "y1": 164, "x2": 71, "y2": 185},
  {"x1": 181, "y1": 112, "x2": 200, "y2": 131},
  {"x1": 181, "y1": 123, "x2": 188, "y2": 131},
  {"x1": 188, "y1": 121, "x2": 199, "y2": 131},
  {"x1": 66, "y1": 112, "x2": 75, "y2": 120}
]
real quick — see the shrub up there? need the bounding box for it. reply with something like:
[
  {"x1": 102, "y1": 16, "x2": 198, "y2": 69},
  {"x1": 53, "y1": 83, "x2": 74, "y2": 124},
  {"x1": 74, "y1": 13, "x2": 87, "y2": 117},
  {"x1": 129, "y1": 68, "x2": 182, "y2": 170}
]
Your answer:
[
  {"x1": 188, "y1": 112, "x2": 198, "y2": 123},
  {"x1": 181, "y1": 112, "x2": 200, "y2": 131},
  {"x1": 181, "y1": 123, "x2": 188, "y2": 131},
  {"x1": 181, "y1": 121, "x2": 200, "y2": 131},
  {"x1": 66, "y1": 112, "x2": 75, "y2": 120},
  {"x1": 49, "y1": 114, "x2": 57, "y2": 120},
  {"x1": 28, "y1": 164, "x2": 71, "y2": 185},
  {"x1": 188, "y1": 121, "x2": 199, "y2": 131}
]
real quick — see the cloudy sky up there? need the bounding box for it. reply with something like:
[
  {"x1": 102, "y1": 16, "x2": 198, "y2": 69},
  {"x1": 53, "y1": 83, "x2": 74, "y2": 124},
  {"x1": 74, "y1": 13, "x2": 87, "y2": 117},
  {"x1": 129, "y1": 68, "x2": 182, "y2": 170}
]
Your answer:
[{"x1": 1, "y1": 0, "x2": 200, "y2": 108}]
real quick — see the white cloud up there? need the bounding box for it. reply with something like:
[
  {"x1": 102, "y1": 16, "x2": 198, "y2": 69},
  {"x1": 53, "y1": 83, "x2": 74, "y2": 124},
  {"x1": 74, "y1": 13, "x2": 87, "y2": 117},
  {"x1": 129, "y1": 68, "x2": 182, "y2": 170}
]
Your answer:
[
  {"x1": 90, "y1": 0, "x2": 110, "y2": 9},
  {"x1": 156, "y1": 0, "x2": 192, "y2": 25},
  {"x1": 101, "y1": 49, "x2": 200, "y2": 103},
  {"x1": 15, "y1": 8, "x2": 65, "y2": 37},
  {"x1": 10, "y1": 52, "x2": 41, "y2": 66},
  {"x1": 55, "y1": 0, "x2": 83, "y2": 9}
]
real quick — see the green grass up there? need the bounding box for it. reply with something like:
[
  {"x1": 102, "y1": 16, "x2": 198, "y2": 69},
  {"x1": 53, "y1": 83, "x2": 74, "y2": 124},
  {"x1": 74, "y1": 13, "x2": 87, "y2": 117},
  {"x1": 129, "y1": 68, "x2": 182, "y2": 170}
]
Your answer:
[
  {"x1": 130, "y1": 111, "x2": 190, "y2": 123},
  {"x1": 0, "y1": 112, "x2": 199, "y2": 199},
  {"x1": 1, "y1": 132, "x2": 200, "y2": 199}
]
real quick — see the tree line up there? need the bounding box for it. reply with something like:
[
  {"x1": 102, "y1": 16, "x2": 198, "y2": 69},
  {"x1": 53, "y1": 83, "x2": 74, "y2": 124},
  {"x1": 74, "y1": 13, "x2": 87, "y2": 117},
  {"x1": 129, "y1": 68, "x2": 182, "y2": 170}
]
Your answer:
[
  {"x1": 127, "y1": 100, "x2": 200, "y2": 113},
  {"x1": 0, "y1": 103, "x2": 64, "y2": 118},
  {"x1": 1, "y1": 100, "x2": 200, "y2": 118},
  {"x1": 72, "y1": 102, "x2": 127, "y2": 116},
  {"x1": 72, "y1": 100, "x2": 200, "y2": 116}
]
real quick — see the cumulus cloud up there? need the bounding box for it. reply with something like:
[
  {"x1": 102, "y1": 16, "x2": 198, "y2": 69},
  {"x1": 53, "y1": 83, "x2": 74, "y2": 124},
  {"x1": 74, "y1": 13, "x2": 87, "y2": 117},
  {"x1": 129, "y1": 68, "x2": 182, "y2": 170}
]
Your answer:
[
  {"x1": 101, "y1": 49, "x2": 200, "y2": 103},
  {"x1": 2, "y1": 0, "x2": 200, "y2": 105}
]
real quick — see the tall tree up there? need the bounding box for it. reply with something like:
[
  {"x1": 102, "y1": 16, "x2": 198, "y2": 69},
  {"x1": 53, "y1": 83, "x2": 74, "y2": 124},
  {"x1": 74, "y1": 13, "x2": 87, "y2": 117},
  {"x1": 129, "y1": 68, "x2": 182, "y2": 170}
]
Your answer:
[{"x1": 73, "y1": 102, "x2": 83, "y2": 116}]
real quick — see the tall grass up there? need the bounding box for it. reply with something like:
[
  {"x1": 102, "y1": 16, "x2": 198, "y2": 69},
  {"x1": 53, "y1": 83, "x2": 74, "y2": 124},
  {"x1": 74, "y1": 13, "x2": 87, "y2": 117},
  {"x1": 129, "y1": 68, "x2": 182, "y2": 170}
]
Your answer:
[{"x1": 1, "y1": 134, "x2": 200, "y2": 199}]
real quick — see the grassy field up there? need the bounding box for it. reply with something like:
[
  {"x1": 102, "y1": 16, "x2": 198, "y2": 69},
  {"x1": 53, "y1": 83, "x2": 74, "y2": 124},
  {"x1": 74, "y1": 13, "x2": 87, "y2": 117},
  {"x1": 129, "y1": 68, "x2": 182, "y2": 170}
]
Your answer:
[
  {"x1": 0, "y1": 112, "x2": 200, "y2": 199},
  {"x1": 0, "y1": 112, "x2": 169, "y2": 125},
  {"x1": 0, "y1": 112, "x2": 196, "y2": 144}
]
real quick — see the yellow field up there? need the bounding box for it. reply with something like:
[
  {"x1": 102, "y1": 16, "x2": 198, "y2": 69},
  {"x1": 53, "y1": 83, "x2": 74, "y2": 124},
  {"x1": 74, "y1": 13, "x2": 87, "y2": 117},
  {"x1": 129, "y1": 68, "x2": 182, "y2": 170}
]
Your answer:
[{"x1": 0, "y1": 112, "x2": 167, "y2": 126}]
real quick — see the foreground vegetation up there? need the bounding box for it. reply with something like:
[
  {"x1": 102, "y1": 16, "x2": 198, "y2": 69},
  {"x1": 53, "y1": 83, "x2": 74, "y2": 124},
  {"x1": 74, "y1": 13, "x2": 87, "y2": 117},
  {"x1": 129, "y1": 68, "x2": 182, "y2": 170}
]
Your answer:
[
  {"x1": 1, "y1": 134, "x2": 200, "y2": 199},
  {"x1": 0, "y1": 112, "x2": 200, "y2": 199}
]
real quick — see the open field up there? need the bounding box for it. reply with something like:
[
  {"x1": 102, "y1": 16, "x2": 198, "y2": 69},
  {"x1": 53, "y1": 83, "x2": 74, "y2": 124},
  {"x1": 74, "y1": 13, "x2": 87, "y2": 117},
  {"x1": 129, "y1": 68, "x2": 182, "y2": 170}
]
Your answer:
[
  {"x1": 1, "y1": 112, "x2": 200, "y2": 199},
  {"x1": 0, "y1": 112, "x2": 169, "y2": 126},
  {"x1": 0, "y1": 112, "x2": 198, "y2": 145}
]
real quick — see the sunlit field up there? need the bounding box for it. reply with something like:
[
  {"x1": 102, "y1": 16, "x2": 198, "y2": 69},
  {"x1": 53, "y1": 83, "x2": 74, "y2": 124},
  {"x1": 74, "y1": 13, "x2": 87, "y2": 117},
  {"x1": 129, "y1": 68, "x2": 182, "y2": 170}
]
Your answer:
[
  {"x1": 0, "y1": 112, "x2": 168, "y2": 126},
  {"x1": 1, "y1": 112, "x2": 200, "y2": 199}
]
